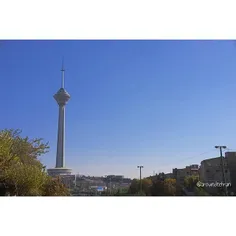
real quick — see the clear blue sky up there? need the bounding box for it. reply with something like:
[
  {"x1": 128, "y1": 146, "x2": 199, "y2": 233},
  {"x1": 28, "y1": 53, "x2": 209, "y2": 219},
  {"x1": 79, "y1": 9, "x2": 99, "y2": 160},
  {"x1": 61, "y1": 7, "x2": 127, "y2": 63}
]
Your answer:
[{"x1": 1, "y1": 40, "x2": 236, "y2": 178}]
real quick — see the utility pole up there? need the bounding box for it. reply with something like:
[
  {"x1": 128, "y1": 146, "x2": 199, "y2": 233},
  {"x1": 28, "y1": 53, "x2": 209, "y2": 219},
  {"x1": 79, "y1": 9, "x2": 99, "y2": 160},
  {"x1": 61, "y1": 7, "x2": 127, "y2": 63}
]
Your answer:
[
  {"x1": 104, "y1": 175, "x2": 108, "y2": 195},
  {"x1": 110, "y1": 177, "x2": 112, "y2": 195},
  {"x1": 104, "y1": 175, "x2": 112, "y2": 195},
  {"x1": 74, "y1": 173, "x2": 77, "y2": 188},
  {"x1": 74, "y1": 174, "x2": 76, "y2": 188},
  {"x1": 215, "y1": 146, "x2": 228, "y2": 196},
  {"x1": 137, "y1": 165, "x2": 144, "y2": 193}
]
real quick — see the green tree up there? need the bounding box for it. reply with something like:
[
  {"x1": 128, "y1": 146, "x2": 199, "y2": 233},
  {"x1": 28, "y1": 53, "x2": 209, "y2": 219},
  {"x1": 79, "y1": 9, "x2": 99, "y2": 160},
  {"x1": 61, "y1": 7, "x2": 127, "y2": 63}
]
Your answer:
[
  {"x1": 3, "y1": 162, "x2": 48, "y2": 196},
  {"x1": 128, "y1": 178, "x2": 152, "y2": 196},
  {"x1": 141, "y1": 178, "x2": 152, "y2": 195},
  {"x1": 0, "y1": 129, "x2": 49, "y2": 170},
  {"x1": 164, "y1": 178, "x2": 176, "y2": 196},
  {"x1": 113, "y1": 187, "x2": 129, "y2": 196},
  {"x1": 0, "y1": 129, "x2": 69, "y2": 196},
  {"x1": 194, "y1": 186, "x2": 209, "y2": 196},
  {"x1": 150, "y1": 179, "x2": 165, "y2": 196},
  {"x1": 43, "y1": 176, "x2": 70, "y2": 196},
  {"x1": 184, "y1": 175, "x2": 199, "y2": 191},
  {"x1": 128, "y1": 179, "x2": 139, "y2": 194}
]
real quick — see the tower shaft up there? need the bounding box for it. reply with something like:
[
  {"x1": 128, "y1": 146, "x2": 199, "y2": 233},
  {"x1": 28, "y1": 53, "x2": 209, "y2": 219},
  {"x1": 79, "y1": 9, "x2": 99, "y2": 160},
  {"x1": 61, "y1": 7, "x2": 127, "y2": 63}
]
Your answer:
[
  {"x1": 47, "y1": 62, "x2": 72, "y2": 178},
  {"x1": 56, "y1": 105, "x2": 66, "y2": 168},
  {"x1": 53, "y1": 62, "x2": 70, "y2": 169}
]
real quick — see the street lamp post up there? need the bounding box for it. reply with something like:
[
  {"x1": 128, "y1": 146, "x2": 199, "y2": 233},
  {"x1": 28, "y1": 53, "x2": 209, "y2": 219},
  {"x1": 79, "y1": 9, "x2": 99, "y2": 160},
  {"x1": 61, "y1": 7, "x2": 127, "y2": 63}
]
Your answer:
[
  {"x1": 109, "y1": 177, "x2": 112, "y2": 195},
  {"x1": 74, "y1": 173, "x2": 77, "y2": 188},
  {"x1": 215, "y1": 146, "x2": 228, "y2": 196},
  {"x1": 137, "y1": 165, "x2": 144, "y2": 193}
]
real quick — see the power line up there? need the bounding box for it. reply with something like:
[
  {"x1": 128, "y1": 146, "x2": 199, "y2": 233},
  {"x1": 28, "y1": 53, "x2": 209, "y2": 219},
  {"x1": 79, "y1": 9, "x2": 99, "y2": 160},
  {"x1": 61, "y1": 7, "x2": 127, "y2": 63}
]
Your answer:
[
  {"x1": 151, "y1": 148, "x2": 236, "y2": 176},
  {"x1": 151, "y1": 149, "x2": 216, "y2": 175},
  {"x1": 171, "y1": 149, "x2": 217, "y2": 167},
  {"x1": 225, "y1": 148, "x2": 236, "y2": 151}
]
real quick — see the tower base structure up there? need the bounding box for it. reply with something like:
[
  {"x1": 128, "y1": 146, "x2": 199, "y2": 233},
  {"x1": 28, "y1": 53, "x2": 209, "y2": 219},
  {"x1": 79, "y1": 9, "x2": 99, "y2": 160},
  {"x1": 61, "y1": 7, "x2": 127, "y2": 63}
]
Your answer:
[
  {"x1": 47, "y1": 168, "x2": 75, "y2": 189},
  {"x1": 47, "y1": 167, "x2": 73, "y2": 177}
]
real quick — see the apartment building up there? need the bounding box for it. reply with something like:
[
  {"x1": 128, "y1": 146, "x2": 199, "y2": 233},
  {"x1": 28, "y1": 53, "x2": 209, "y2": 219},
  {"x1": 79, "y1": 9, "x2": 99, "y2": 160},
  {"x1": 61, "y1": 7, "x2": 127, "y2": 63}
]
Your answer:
[
  {"x1": 199, "y1": 156, "x2": 232, "y2": 195},
  {"x1": 225, "y1": 152, "x2": 236, "y2": 193},
  {"x1": 199, "y1": 157, "x2": 231, "y2": 183},
  {"x1": 173, "y1": 168, "x2": 186, "y2": 185},
  {"x1": 165, "y1": 173, "x2": 174, "y2": 179},
  {"x1": 173, "y1": 164, "x2": 199, "y2": 185}
]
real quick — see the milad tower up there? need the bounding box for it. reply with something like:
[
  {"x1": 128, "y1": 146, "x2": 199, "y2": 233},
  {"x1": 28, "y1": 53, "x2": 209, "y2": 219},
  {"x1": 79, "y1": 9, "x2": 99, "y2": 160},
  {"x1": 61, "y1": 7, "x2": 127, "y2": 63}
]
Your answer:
[{"x1": 47, "y1": 62, "x2": 72, "y2": 176}]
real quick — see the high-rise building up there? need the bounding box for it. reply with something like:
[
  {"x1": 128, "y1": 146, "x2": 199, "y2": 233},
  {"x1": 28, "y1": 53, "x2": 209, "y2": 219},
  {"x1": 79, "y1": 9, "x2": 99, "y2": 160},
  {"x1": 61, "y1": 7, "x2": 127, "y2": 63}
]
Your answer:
[{"x1": 48, "y1": 63, "x2": 72, "y2": 177}]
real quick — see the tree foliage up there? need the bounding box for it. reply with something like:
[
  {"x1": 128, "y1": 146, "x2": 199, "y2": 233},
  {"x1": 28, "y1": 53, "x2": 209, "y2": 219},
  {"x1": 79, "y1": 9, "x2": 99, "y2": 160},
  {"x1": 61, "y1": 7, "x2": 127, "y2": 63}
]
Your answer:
[
  {"x1": 141, "y1": 178, "x2": 152, "y2": 195},
  {"x1": 150, "y1": 179, "x2": 165, "y2": 196},
  {"x1": 184, "y1": 175, "x2": 199, "y2": 191},
  {"x1": 43, "y1": 176, "x2": 70, "y2": 196},
  {"x1": 113, "y1": 187, "x2": 129, "y2": 196},
  {"x1": 0, "y1": 129, "x2": 49, "y2": 170},
  {"x1": 128, "y1": 177, "x2": 178, "y2": 196},
  {"x1": 128, "y1": 179, "x2": 140, "y2": 194},
  {"x1": 0, "y1": 129, "x2": 69, "y2": 196},
  {"x1": 163, "y1": 178, "x2": 176, "y2": 196},
  {"x1": 194, "y1": 186, "x2": 209, "y2": 196},
  {"x1": 128, "y1": 178, "x2": 152, "y2": 195}
]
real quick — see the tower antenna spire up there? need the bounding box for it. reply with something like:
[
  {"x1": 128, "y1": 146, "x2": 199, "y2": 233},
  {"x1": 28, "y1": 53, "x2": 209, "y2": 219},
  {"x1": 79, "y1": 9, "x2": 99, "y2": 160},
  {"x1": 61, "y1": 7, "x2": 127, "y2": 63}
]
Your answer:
[{"x1": 61, "y1": 57, "x2": 65, "y2": 88}]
